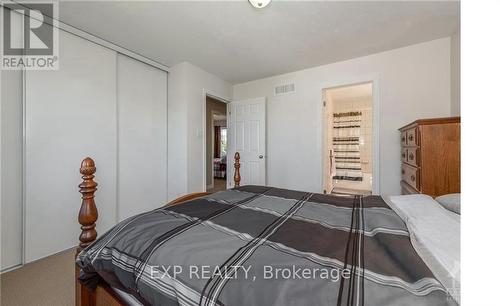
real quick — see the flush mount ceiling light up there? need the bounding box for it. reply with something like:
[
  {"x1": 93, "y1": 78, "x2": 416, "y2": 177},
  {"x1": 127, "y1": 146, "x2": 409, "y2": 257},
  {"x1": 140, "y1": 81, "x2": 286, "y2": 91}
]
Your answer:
[{"x1": 249, "y1": 0, "x2": 271, "y2": 9}]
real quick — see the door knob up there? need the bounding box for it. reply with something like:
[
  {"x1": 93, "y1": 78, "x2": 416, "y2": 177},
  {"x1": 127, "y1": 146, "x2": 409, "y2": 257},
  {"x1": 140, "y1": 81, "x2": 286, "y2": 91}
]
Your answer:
[{"x1": 258, "y1": 155, "x2": 264, "y2": 159}]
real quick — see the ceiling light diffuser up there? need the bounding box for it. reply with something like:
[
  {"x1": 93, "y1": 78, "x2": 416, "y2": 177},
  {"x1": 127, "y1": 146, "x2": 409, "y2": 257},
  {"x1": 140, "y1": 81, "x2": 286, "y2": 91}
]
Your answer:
[{"x1": 249, "y1": 0, "x2": 271, "y2": 9}]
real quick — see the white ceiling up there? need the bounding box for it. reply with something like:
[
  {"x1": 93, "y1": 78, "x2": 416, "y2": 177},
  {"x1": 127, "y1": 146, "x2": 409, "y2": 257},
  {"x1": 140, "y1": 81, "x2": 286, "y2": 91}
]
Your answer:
[{"x1": 57, "y1": 1, "x2": 460, "y2": 84}]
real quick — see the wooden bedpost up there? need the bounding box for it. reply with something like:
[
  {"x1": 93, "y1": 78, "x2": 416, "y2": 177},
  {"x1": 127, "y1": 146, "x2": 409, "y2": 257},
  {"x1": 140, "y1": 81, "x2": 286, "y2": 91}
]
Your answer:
[
  {"x1": 76, "y1": 157, "x2": 98, "y2": 306},
  {"x1": 77, "y1": 157, "x2": 98, "y2": 254},
  {"x1": 234, "y1": 152, "x2": 241, "y2": 187}
]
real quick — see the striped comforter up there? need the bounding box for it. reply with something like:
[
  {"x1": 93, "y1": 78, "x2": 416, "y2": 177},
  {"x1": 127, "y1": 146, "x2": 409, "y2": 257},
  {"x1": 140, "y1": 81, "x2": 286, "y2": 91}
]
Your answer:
[{"x1": 77, "y1": 185, "x2": 457, "y2": 306}]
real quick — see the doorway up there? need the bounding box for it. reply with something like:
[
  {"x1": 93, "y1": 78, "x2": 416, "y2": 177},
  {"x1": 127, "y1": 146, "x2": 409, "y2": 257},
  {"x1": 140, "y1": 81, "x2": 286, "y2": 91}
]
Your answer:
[
  {"x1": 322, "y1": 82, "x2": 374, "y2": 195},
  {"x1": 206, "y1": 96, "x2": 228, "y2": 192}
]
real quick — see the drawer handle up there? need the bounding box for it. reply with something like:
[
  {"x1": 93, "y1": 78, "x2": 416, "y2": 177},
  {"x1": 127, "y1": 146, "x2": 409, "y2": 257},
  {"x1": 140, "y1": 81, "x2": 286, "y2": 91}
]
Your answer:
[
  {"x1": 402, "y1": 152, "x2": 406, "y2": 158},
  {"x1": 411, "y1": 175, "x2": 416, "y2": 182},
  {"x1": 409, "y1": 153, "x2": 414, "y2": 160},
  {"x1": 402, "y1": 169, "x2": 405, "y2": 175},
  {"x1": 408, "y1": 134, "x2": 414, "y2": 141},
  {"x1": 401, "y1": 136, "x2": 406, "y2": 142}
]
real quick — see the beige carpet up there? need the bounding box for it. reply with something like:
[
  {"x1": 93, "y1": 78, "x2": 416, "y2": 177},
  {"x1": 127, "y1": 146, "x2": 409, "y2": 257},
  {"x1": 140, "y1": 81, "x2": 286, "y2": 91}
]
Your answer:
[
  {"x1": 331, "y1": 187, "x2": 372, "y2": 196},
  {"x1": 0, "y1": 248, "x2": 75, "y2": 306},
  {"x1": 207, "y1": 178, "x2": 227, "y2": 193}
]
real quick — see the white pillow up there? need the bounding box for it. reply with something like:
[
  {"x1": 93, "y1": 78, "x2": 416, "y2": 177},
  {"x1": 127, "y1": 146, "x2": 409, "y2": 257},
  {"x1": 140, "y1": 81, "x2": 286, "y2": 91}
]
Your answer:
[{"x1": 435, "y1": 193, "x2": 460, "y2": 214}]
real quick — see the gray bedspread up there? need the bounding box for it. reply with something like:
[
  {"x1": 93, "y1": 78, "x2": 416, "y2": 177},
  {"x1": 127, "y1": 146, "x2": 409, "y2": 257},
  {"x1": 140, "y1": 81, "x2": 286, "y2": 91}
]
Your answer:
[{"x1": 77, "y1": 185, "x2": 457, "y2": 306}]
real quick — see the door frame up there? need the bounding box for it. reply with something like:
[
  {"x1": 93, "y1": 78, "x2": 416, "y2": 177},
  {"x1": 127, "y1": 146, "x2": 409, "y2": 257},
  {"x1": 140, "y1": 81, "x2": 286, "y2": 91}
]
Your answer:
[
  {"x1": 202, "y1": 89, "x2": 231, "y2": 192},
  {"x1": 319, "y1": 75, "x2": 381, "y2": 195},
  {"x1": 206, "y1": 110, "x2": 217, "y2": 190}
]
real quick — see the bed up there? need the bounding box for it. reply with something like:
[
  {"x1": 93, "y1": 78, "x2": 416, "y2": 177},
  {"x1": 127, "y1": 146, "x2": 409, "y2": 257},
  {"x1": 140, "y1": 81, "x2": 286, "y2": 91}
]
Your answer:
[{"x1": 75, "y1": 153, "x2": 459, "y2": 306}]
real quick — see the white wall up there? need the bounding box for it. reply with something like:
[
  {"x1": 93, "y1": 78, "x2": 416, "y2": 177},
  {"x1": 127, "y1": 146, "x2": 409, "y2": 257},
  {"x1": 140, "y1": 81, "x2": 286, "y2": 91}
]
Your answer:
[
  {"x1": 167, "y1": 62, "x2": 232, "y2": 200},
  {"x1": 233, "y1": 38, "x2": 452, "y2": 195},
  {"x1": 450, "y1": 32, "x2": 461, "y2": 116}
]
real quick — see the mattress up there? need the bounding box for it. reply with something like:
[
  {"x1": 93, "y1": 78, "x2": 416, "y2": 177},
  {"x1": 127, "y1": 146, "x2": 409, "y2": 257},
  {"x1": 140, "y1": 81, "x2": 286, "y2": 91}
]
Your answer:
[
  {"x1": 385, "y1": 194, "x2": 460, "y2": 304},
  {"x1": 78, "y1": 186, "x2": 457, "y2": 306}
]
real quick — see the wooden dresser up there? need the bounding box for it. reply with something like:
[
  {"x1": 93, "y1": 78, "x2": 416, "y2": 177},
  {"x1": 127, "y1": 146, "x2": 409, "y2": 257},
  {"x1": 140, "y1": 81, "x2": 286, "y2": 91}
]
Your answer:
[{"x1": 399, "y1": 117, "x2": 460, "y2": 197}]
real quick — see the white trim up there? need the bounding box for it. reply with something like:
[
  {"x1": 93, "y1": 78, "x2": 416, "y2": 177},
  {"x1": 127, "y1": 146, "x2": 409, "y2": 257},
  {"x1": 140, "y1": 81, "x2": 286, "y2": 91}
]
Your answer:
[
  {"x1": 115, "y1": 55, "x2": 120, "y2": 224},
  {"x1": 201, "y1": 90, "x2": 231, "y2": 192},
  {"x1": 226, "y1": 102, "x2": 232, "y2": 189},
  {"x1": 165, "y1": 75, "x2": 169, "y2": 210},
  {"x1": 206, "y1": 110, "x2": 217, "y2": 190},
  {"x1": 319, "y1": 75, "x2": 381, "y2": 195},
  {"x1": 0, "y1": 263, "x2": 22, "y2": 274},
  {"x1": 0, "y1": 73, "x2": 1, "y2": 270},
  {"x1": 1, "y1": 1, "x2": 169, "y2": 72},
  {"x1": 22, "y1": 59, "x2": 26, "y2": 265}
]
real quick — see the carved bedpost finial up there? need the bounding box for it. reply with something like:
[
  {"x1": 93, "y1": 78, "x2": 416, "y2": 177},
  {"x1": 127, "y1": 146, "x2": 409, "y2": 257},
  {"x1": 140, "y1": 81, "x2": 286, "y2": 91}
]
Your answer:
[
  {"x1": 77, "y1": 157, "x2": 98, "y2": 254},
  {"x1": 234, "y1": 152, "x2": 241, "y2": 187}
]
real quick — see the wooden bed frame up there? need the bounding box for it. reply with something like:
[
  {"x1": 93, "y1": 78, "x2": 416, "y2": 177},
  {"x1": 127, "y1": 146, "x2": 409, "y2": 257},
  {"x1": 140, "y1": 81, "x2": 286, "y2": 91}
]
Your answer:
[{"x1": 75, "y1": 152, "x2": 241, "y2": 306}]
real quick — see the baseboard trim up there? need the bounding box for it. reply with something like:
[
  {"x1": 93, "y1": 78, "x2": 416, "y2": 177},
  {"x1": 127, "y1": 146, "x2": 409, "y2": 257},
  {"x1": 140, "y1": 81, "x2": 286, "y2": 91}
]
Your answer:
[{"x1": 0, "y1": 263, "x2": 23, "y2": 274}]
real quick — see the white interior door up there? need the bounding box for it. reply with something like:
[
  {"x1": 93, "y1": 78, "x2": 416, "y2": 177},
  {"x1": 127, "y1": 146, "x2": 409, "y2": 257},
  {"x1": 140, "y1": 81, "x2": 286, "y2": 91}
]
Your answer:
[{"x1": 228, "y1": 98, "x2": 266, "y2": 187}]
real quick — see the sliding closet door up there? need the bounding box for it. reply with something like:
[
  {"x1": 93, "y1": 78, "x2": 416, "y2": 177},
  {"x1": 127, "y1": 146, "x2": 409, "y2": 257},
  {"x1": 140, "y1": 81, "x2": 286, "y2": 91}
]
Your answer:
[
  {"x1": 25, "y1": 30, "x2": 118, "y2": 262},
  {"x1": 117, "y1": 54, "x2": 167, "y2": 221},
  {"x1": 0, "y1": 70, "x2": 23, "y2": 270},
  {"x1": 1, "y1": 8, "x2": 24, "y2": 270}
]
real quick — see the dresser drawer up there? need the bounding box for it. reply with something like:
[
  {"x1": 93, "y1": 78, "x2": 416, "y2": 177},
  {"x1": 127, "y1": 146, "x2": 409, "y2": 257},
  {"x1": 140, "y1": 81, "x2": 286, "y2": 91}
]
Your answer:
[
  {"x1": 406, "y1": 147, "x2": 419, "y2": 167},
  {"x1": 401, "y1": 148, "x2": 407, "y2": 163},
  {"x1": 400, "y1": 131, "x2": 407, "y2": 146},
  {"x1": 401, "y1": 163, "x2": 420, "y2": 190},
  {"x1": 406, "y1": 127, "x2": 418, "y2": 146}
]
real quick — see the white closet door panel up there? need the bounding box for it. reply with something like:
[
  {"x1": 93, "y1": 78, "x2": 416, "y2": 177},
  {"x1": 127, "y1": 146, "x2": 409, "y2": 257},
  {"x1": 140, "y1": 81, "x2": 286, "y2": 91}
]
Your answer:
[
  {"x1": 1, "y1": 70, "x2": 23, "y2": 270},
  {"x1": 1, "y1": 8, "x2": 24, "y2": 270},
  {"x1": 117, "y1": 55, "x2": 167, "y2": 221},
  {"x1": 25, "y1": 30, "x2": 117, "y2": 262}
]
